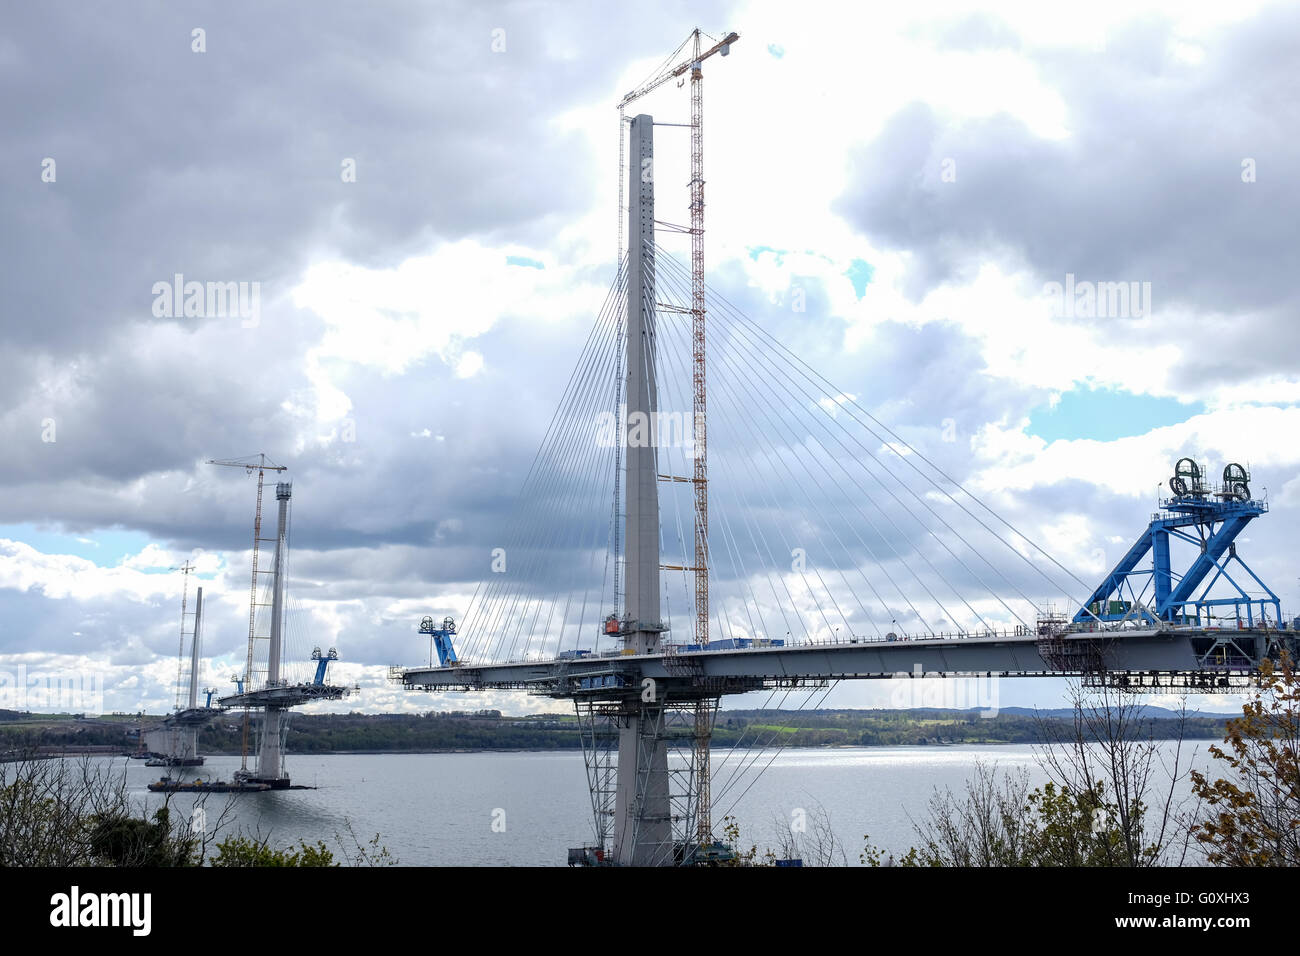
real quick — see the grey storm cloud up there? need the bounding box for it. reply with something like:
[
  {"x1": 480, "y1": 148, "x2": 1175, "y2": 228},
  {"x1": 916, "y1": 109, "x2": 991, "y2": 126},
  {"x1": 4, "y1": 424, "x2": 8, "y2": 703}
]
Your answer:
[
  {"x1": 0, "y1": 1, "x2": 728, "y2": 519},
  {"x1": 1, "y1": 1, "x2": 725, "y2": 354},
  {"x1": 0, "y1": 0, "x2": 735, "y2": 705},
  {"x1": 835, "y1": 3, "x2": 1300, "y2": 386}
]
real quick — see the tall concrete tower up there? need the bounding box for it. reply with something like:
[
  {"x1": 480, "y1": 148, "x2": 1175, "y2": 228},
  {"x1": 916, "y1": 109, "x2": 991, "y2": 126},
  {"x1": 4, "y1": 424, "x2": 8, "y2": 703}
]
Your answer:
[
  {"x1": 178, "y1": 586, "x2": 205, "y2": 760},
  {"x1": 613, "y1": 113, "x2": 672, "y2": 866},
  {"x1": 188, "y1": 587, "x2": 203, "y2": 711},
  {"x1": 257, "y1": 481, "x2": 292, "y2": 783}
]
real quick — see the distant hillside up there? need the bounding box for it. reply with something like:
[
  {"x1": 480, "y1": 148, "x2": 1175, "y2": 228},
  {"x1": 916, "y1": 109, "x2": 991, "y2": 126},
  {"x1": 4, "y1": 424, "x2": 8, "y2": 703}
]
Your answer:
[
  {"x1": 0, "y1": 706, "x2": 1235, "y2": 755},
  {"x1": 995, "y1": 705, "x2": 1233, "y2": 720}
]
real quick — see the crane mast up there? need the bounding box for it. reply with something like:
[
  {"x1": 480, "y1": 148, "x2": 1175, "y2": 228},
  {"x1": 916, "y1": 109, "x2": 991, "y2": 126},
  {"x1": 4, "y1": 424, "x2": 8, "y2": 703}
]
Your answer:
[
  {"x1": 616, "y1": 27, "x2": 739, "y2": 850},
  {"x1": 207, "y1": 453, "x2": 288, "y2": 770},
  {"x1": 689, "y1": 29, "x2": 712, "y2": 849},
  {"x1": 170, "y1": 560, "x2": 196, "y2": 711}
]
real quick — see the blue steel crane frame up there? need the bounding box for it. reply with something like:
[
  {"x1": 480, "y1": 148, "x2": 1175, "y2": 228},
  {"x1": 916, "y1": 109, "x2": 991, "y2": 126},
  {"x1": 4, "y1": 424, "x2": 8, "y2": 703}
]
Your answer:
[{"x1": 1073, "y1": 494, "x2": 1282, "y2": 627}]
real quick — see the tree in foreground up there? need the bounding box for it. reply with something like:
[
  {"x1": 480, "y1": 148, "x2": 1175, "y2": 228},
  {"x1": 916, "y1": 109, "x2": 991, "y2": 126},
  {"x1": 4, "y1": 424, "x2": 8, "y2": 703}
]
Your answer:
[
  {"x1": 210, "y1": 834, "x2": 335, "y2": 867},
  {"x1": 1191, "y1": 653, "x2": 1299, "y2": 866},
  {"x1": 862, "y1": 680, "x2": 1195, "y2": 867},
  {"x1": 0, "y1": 756, "x2": 205, "y2": 866},
  {"x1": 860, "y1": 761, "x2": 1149, "y2": 866},
  {"x1": 0, "y1": 752, "x2": 396, "y2": 867},
  {"x1": 1033, "y1": 680, "x2": 1194, "y2": 866}
]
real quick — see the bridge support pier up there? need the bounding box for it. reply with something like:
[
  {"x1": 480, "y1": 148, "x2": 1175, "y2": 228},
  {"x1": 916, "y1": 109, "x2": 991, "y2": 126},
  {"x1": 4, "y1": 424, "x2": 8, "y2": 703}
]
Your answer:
[
  {"x1": 257, "y1": 706, "x2": 285, "y2": 783},
  {"x1": 613, "y1": 700, "x2": 673, "y2": 866}
]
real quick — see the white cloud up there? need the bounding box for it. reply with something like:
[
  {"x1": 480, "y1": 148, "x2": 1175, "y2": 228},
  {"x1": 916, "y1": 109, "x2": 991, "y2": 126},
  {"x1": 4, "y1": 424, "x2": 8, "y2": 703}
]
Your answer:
[{"x1": 971, "y1": 405, "x2": 1300, "y2": 498}]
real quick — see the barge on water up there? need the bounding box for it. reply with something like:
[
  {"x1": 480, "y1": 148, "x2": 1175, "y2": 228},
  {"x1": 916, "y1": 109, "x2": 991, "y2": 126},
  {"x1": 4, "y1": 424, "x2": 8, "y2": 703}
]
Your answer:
[
  {"x1": 145, "y1": 756, "x2": 204, "y2": 768},
  {"x1": 147, "y1": 775, "x2": 271, "y2": 793}
]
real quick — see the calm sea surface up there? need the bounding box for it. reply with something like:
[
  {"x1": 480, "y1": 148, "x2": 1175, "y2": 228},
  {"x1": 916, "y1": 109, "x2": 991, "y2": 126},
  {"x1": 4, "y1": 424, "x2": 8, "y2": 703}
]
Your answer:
[{"x1": 108, "y1": 742, "x2": 1217, "y2": 865}]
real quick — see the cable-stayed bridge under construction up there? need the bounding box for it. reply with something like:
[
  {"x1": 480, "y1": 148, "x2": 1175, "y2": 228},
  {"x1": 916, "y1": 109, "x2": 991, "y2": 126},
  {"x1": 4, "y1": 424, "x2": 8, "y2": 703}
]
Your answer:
[{"x1": 391, "y1": 29, "x2": 1298, "y2": 866}]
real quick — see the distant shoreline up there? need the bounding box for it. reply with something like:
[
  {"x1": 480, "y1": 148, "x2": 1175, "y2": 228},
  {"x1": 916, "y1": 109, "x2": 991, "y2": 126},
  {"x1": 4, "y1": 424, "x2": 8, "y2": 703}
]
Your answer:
[
  {"x1": 3, "y1": 707, "x2": 1233, "y2": 759},
  {"x1": 145, "y1": 735, "x2": 1230, "y2": 758}
]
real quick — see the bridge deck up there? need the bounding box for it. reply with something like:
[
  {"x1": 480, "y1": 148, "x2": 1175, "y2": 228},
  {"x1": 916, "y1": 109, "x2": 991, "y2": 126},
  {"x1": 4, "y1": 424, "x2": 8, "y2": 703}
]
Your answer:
[
  {"x1": 394, "y1": 625, "x2": 1297, "y2": 695},
  {"x1": 218, "y1": 683, "x2": 350, "y2": 708}
]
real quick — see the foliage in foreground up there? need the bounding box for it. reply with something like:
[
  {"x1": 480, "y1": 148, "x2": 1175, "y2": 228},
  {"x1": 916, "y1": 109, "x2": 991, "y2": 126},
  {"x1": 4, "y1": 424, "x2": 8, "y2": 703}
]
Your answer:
[
  {"x1": 0, "y1": 754, "x2": 397, "y2": 867},
  {"x1": 210, "y1": 835, "x2": 335, "y2": 867},
  {"x1": 860, "y1": 764, "x2": 1162, "y2": 867},
  {"x1": 857, "y1": 654, "x2": 1298, "y2": 868},
  {"x1": 0, "y1": 759, "x2": 200, "y2": 866},
  {"x1": 1190, "y1": 654, "x2": 1299, "y2": 866}
]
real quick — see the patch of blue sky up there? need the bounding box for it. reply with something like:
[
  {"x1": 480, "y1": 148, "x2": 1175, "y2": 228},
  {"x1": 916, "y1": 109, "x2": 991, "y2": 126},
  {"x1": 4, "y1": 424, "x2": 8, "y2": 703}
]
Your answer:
[
  {"x1": 747, "y1": 245, "x2": 786, "y2": 264},
  {"x1": 0, "y1": 524, "x2": 157, "y2": 567},
  {"x1": 1027, "y1": 387, "x2": 1205, "y2": 443},
  {"x1": 844, "y1": 258, "x2": 875, "y2": 298}
]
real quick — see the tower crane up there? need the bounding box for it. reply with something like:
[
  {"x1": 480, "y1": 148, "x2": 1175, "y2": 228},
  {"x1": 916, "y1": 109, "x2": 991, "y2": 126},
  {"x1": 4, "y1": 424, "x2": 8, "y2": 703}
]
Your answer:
[
  {"x1": 168, "y1": 560, "x2": 197, "y2": 711},
  {"x1": 207, "y1": 453, "x2": 287, "y2": 770},
  {"x1": 616, "y1": 27, "x2": 740, "y2": 851}
]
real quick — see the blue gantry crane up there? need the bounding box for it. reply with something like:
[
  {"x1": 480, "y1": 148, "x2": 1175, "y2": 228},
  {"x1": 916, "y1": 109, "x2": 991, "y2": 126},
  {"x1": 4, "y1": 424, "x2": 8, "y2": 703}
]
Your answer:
[
  {"x1": 310, "y1": 646, "x2": 339, "y2": 686},
  {"x1": 420, "y1": 616, "x2": 460, "y2": 667},
  {"x1": 1073, "y1": 459, "x2": 1282, "y2": 627}
]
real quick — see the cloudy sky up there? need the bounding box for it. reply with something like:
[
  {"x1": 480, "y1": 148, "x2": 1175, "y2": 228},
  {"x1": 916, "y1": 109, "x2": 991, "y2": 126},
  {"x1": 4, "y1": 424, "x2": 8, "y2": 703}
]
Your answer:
[{"x1": 3, "y1": 0, "x2": 1297, "y2": 718}]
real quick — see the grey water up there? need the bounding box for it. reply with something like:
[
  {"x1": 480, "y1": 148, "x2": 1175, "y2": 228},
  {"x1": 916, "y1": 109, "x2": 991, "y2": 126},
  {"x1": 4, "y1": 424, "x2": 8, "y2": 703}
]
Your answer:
[{"x1": 114, "y1": 742, "x2": 1217, "y2": 866}]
